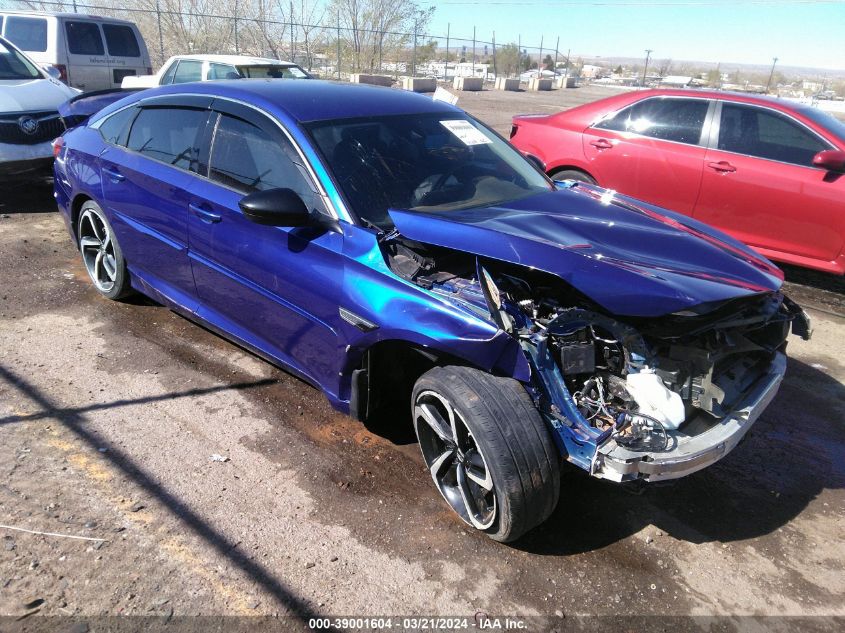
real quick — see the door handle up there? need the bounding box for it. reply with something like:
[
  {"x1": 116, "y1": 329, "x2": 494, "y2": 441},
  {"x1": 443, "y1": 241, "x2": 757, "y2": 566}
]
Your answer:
[
  {"x1": 102, "y1": 166, "x2": 125, "y2": 182},
  {"x1": 189, "y1": 203, "x2": 222, "y2": 224},
  {"x1": 590, "y1": 139, "x2": 613, "y2": 150},
  {"x1": 707, "y1": 161, "x2": 737, "y2": 173}
]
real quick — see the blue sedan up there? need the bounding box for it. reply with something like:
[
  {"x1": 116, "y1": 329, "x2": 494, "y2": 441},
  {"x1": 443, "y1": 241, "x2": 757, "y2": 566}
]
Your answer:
[{"x1": 54, "y1": 80, "x2": 810, "y2": 542}]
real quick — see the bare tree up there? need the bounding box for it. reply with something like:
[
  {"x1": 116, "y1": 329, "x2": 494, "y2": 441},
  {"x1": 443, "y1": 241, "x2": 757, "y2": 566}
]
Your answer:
[{"x1": 330, "y1": 0, "x2": 433, "y2": 73}]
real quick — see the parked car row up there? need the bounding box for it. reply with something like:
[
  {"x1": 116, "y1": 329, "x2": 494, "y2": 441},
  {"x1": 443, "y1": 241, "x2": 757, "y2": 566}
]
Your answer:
[
  {"x1": 511, "y1": 89, "x2": 845, "y2": 275},
  {"x1": 0, "y1": 11, "x2": 310, "y2": 179}
]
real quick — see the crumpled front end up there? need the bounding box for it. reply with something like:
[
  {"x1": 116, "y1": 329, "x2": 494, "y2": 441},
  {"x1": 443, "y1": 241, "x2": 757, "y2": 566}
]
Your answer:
[
  {"x1": 378, "y1": 227, "x2": 811, "y2": 483},
  {"x1": 509, "y1": 284, "x2": 809, "y2": 482},
  {"x1": 381, "y1": 187, "x2": 811, "y2": 484}
]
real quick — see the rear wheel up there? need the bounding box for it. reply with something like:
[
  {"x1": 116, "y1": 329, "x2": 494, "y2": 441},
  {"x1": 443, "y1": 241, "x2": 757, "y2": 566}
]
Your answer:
[
  {"x1": 548, "y1": 168, "x2": 596, "y2": 185},
  {"x1": 78, "y1": 200, "x2": 131, "y2": 300},
  {"x1": 412, "y1": 366, "x2": 560, "y2": 542}
]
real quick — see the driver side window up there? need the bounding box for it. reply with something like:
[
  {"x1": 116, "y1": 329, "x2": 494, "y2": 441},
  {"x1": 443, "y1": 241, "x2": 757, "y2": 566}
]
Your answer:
[
  {"x1": 208, "y1": 113, "x2": 325, "y2": 214},
  {"x1": 717, "y1": 103, "x2": 828, "y2": 167}
]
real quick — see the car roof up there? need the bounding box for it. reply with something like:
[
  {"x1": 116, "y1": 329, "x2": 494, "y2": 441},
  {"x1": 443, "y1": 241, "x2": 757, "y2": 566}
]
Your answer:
[
  {"x1": 0, "y1": 10, "x2": 136, "y2": 25},
  {"x1": 630, "y1": 88, "x2": 805, "y2": 110},
  {"x1": 167, "y1": 54, "x2": 296, "y2": 66},
  {"x1": 134, "y1": 79, "x2": 461, "y2": 123}
]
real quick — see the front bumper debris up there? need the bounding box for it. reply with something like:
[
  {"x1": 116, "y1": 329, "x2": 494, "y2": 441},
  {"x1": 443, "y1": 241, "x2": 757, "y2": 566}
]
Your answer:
[{"x1": 592, "y1": 352, "x2": 787, "y2": 482}]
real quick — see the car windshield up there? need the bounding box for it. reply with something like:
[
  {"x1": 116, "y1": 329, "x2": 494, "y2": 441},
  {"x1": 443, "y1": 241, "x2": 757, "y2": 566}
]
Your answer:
[
  {"x1": 306, "y1": 112, "x2": 553, "y2": 227},
  {"x1": 795, "y1": 105, "x2": 845, "y2": 145},
  {"x1": 238, "y1": 64, "x2": 309, "y2": 79},
  {"x1": 0, "y1": 40, "x2": 41, "y2": 80}
]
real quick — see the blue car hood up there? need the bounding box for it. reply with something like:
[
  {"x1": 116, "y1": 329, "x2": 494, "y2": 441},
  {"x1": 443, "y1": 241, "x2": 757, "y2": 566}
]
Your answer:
[{"x1": 388, "y1": 185, "x2": 783, "y2": 318}]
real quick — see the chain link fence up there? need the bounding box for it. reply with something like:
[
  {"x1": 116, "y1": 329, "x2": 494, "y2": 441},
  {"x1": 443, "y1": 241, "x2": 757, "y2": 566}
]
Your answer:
[{"x1": 1, "y1": 0, "x2": 584, "y2": 81}]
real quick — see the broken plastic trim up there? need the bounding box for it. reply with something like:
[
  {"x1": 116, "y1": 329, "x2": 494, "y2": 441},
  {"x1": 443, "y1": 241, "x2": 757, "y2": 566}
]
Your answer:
[{"x1": 476, "y1": 259, "x2": 514, "y2": 335}]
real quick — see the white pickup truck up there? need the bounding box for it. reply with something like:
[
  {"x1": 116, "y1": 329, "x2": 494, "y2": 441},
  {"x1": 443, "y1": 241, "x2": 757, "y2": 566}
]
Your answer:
[{"x1": 122, "y1": 54, "x2": 311, "y2": 88}]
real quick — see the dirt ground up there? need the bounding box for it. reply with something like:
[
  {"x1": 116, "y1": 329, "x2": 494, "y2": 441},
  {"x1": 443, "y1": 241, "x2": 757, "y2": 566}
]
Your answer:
[{"x1": 0, "y1": 86, "x2": 843, "y2": 632}]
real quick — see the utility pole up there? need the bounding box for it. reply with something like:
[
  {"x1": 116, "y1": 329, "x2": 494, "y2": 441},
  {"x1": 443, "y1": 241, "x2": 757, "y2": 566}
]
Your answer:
[
  {"x1": 766, "y1": 56, "x2": 779, "y2": 93},
  {"x1": 445, "y1": 23, "x2": 450, "y2": 81},
  {"x1": 642, "y1": 49, "x2": 652, "y2": 87}
]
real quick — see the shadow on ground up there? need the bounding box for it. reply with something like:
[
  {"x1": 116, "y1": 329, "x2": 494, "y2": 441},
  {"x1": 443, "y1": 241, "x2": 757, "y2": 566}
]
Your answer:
[
  {"x1": 513, "y1": 357, "x2": 845, "y2": 554},
  {"x1": 0, "y1": 363, "x2": 326, "y2": 622}
]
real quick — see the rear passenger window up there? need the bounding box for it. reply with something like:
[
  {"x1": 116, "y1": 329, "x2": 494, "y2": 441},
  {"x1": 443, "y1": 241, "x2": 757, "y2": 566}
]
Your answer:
[
  {"x1": 172, "y1": 60, "x2": 202, "y2": 84},
  {"x1": 127, "y1": 107, "x2": 207, "y2": 170},
  {"x1": 102, "y1": 24, "x2": 140, "y2": 57},
  {"x1": 97, "y1": 106, "x2": 137, "y2": 146},
  {"x1": 66, "y1": 21, "x2": 105, "y2": 55},
  {"x1": 5, "y1": 16, "x2": 48, "y2": 52},
  {"x1": 595, "y1": 97, "x2": 709, "y2": 145},
  {"x1": 209, "y1": 114, "x2": 321, "y2": 210},
  {"x1": 717, "y1": 103, "x2": 828, "y2": 167}
]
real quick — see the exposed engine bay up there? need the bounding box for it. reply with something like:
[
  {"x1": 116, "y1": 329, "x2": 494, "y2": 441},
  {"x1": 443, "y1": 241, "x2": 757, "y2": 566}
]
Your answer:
[{"x1": 383, "y1": 235, "x2": 811, "y2": 481}]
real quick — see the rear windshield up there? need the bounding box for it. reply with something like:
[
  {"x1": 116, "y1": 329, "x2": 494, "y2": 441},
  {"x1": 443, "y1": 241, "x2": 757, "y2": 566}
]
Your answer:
[
  {"x1": 238, "y1": 64, "x2": 309, "y2": 79},
  {"x1": 0, "y1": 39, "x2": 42, "y2": 79},
  {"x1": 103, "y1": 24, "x2": 140, "y2": 57},
  {"x1": 66, "y1": 21, "x2": 104, "y2": 55},
  {"x1": 4, "y1": 16, "x2": 48, "y2": 52}
]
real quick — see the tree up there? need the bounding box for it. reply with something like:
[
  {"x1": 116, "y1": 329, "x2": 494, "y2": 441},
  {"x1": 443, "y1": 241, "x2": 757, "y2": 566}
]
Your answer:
[
  {"x1": 613, "y1": 65, "x2": 623, "y2": 74},
  {"x1": 656, "y1": 58, "x2": 672, "y2": 77},
  {"x1": 330, "y1": 0, "x2": 435, "y2": 73},
  {"x1": 542, "y1": 54, "x2": 554, "y2": 70},
  {"x1": 495, "y1": 43, "x2": 521, "y2": 77},
  {"x1": 706, "y1": 68, "x2": 721, "y2": 87}
]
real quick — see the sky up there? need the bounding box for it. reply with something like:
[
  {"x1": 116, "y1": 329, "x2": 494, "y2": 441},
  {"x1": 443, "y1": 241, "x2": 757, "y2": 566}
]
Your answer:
[{"x1": 423, "y1": 0, "x2": 845, "y2": 71}]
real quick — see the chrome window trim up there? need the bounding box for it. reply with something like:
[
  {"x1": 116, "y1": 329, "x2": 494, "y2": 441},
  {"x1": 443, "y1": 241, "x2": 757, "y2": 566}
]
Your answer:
[
  {"x1": 708, "y1": 99, "x2": 835, "y2": 170},
  {"x1": 91, "y1": 93, "x2": 346, "y2": 221},
  {"x1": 588, "y1": 95, "x2": 715, "y2": 148}
]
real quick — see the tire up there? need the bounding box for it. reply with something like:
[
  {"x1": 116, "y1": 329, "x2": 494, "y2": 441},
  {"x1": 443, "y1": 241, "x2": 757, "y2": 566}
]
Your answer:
[
  {"x1": 77, "y1": 200, "x2": 132, "y2": 300},
  {"x1": 548, "y1": 168, "x2": 596, "y2": 185},
  {"x1": 412, "y1": 365, "x2": 560, "y2": 542}
]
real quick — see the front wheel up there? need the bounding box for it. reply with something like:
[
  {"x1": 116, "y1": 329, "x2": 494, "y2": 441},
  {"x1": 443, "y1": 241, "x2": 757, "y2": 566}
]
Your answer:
[
  {"x1": 412, "y1": 366, "x2": 560, "y2": 542},
  {"x1": 548, "y1": 168, "x2": 596, "y2": 185}
]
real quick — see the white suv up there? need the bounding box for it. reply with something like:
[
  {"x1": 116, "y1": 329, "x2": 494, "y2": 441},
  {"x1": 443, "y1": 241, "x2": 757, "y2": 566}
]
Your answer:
[{"x1": 0, "y1": 36, "x2": 78, "y2": 178}]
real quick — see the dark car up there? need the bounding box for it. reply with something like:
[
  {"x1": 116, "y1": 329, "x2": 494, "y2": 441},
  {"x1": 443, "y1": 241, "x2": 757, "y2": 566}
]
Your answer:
[
  {"x1": 53, "y1": 81, "x2": 810, "y2": 542},
  {"x1": 511, "y1": 89, "x2": 845, "y2": 275}
]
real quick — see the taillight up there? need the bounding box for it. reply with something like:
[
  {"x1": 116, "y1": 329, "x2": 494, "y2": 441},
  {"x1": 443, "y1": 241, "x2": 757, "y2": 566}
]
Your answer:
[
  {"x1": 53, "y1": 64, "x2": 68, "y2": 83},
  {"x1": 52, "y1": 136, "x2": 64, "y2": 158},
  {"x1": 146, "y1": 66, "x2": 153, "y2": 75}
]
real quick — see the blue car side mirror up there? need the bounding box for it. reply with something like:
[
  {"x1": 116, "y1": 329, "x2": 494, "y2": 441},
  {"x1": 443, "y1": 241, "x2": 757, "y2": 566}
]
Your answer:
[{"x1": 239, "y1": 188, "x2": 312, "y2": 227}]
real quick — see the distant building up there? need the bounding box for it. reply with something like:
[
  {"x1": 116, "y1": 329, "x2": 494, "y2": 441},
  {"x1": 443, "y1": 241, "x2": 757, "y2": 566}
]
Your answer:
[
  {"x1": 802, "y1": 80, "x2": 824, "y2": 93},
  {"x1": 659, "y1": 75, "x2": 694, "y2": 87},
  {"x1": 580, "y1": 64, "x2": 605, "y2": 79}
]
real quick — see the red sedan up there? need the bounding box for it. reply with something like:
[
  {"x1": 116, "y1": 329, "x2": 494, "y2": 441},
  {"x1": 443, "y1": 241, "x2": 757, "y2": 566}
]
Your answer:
[{"x1": 511, "y1": 89, "x2": 845, "y2": 274}]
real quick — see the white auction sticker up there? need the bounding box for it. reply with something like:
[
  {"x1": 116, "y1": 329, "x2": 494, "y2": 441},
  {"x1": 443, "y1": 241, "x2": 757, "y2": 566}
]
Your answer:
[{"x1": 440, "y1": 119, "x2": 493, "y2": 146}]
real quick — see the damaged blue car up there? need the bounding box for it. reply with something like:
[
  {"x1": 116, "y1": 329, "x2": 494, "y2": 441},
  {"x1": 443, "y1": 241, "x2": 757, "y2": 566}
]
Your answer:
[{"x1": 54, "y1": 81, "x2": 811, "y2": 542}]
